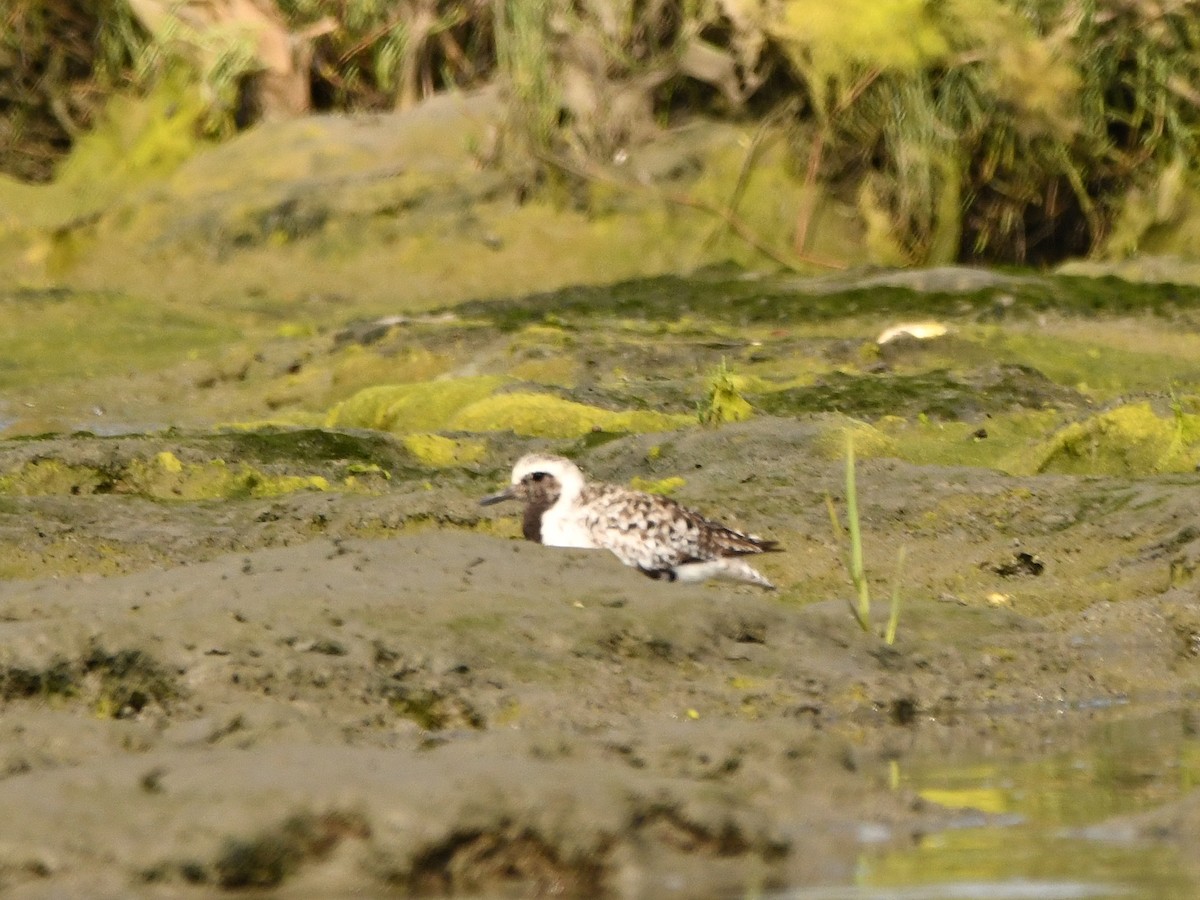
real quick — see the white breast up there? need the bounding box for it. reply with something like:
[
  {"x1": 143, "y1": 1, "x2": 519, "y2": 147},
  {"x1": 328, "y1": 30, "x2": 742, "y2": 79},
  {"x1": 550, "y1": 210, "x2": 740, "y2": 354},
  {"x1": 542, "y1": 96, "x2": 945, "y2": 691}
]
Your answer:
[{"x1": 539, "y1": 504, "x2": 600, "y2": 549}]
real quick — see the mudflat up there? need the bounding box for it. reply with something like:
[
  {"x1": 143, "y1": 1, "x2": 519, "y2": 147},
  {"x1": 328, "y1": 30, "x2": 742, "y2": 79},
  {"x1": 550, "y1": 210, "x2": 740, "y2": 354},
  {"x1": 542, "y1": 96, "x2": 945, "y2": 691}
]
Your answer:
[{"x1": 3, "y1": 410, "x2": 1200, "y2": 896}]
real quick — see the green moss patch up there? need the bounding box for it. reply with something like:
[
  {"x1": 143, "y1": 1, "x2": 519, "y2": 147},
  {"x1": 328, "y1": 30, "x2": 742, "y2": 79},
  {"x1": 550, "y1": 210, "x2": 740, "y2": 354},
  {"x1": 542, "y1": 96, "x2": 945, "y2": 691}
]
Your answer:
[
  {"x1": 629, "y1": 475, "x2": 686, "y2": 495},
  {"x1": 325, "y1": 376, "x2": 693, "y2": 440},
  {"x1": 0, "y1": 289, "x2": 233, "y2": 390},
  {"x1": 0, "y1": 451, "x2": 336, "y2": 501},
  {"x1": 325, "y1": 377, "x2": 510, "y2": 433},
  {"x1": 1025, "y1": 402, "x2": 1200, "y2": 476},
  {"x1": 699, "y1": 363, "x2": 755, "y2": 426},
  {"x1": 814, "y1": 420, "x2": 898, "y2": 461},
  {"x1": 125, "y1": 452, "x2": 333, "y2": 500},
  {"x1": 0, "y1": 459, "x2": 109, "y2": 495},
  {"x1": 447, "y1": 392, "x2": 693, "y2": 439},
  {"x1": 874, "y1": 410, "x2": 1061, "y2": 473},
  {"x1": 982, "y1": 329, "x2": 1200, "y2": 400},
  {"x1": 215, "y1": 428, "x2": 406, "y2": 467},
  {"x1": 453, "y1": 273, "x2": 1200, "y2": 331},
  {"x1": 753, "y1": 365, "x2": 1082, "y2": 422},
  {"x1": 402, "y1": 434, "x2": 487, "y2": 467}
]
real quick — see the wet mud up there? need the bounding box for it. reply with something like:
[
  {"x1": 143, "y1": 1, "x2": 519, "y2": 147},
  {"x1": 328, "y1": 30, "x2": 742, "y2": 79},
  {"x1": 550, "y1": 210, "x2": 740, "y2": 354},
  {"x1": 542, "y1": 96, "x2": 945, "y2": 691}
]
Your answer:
[
  {"x1": 2, "y1": 412, "x2": 1200, "y2": 896},
  {"x1": 6, "y1": 81, "x2": 1200, "y2": 894},
  {"x1": 3, "y1": 255, "x2": 1200, "y2": 896}
]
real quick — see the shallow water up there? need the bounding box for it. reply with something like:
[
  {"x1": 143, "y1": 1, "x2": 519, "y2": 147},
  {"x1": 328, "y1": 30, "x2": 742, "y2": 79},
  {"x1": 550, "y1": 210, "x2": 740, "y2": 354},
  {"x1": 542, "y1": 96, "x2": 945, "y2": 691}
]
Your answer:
[{"x1": 822, "y1": 708, "x2": 1200, "y2": 899}]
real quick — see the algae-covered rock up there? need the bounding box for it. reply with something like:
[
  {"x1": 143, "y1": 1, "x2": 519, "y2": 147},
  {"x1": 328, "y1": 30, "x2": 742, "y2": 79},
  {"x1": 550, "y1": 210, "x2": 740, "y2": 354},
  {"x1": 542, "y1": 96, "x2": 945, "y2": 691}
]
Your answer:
[
  {"x1": 124, "y1": 453, "x2": 333, "y2": 500},
  {"x1": 1028, "y1": 402, "x2": 1200, "y2": 476},
  {"x1": 447, "y1": 392, "x2": 694, "y2": 439},
  {"x1": 325, "y1": 377, "x2": 510, "y2": 433},
  {"x1": 325, "y1": 377, "x2": 691, "y2": 442},
  {"x1": 402, "y1": 434, "x2": 487, "y2": 467},
  {"x1": 0, "y1": 459, "x2": 108, "y2": 496},
  {"x1": 0, "y1": 451, "x2": 334, "y2": 501}
]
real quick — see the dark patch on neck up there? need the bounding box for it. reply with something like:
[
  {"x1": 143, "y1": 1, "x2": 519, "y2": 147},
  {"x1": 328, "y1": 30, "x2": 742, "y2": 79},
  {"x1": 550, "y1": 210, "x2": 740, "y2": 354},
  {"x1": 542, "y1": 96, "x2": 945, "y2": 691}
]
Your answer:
[{"x1": 522, "y1": 492, "x2": 554, "y2": 543}]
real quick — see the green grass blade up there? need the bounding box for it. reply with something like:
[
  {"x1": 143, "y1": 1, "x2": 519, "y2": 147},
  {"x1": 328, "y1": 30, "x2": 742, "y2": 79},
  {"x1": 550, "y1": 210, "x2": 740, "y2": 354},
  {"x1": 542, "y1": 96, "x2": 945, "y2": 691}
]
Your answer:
[
  {"x1": 845, "y1": 434, "x2": 870, "y2": 630},
  {"x1": 885, "y1": 546, "x2": 906, "y2": 646},
  {"x1": 824, "y1": 493, "x2": 845, "y2": 543}
]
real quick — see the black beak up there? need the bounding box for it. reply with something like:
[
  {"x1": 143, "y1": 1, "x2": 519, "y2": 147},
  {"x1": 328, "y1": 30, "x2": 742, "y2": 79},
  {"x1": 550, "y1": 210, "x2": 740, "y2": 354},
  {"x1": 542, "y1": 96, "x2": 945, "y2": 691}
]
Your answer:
[{"x1": 479, "y1": 486, "x2": 516, "y2": 507}]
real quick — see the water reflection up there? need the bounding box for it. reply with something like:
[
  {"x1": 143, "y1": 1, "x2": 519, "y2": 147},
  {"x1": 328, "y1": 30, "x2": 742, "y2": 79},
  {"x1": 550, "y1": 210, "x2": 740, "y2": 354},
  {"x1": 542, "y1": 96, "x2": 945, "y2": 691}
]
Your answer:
[{"x1": 849, "y1": 709, "x2": 1198, "y2": 899}]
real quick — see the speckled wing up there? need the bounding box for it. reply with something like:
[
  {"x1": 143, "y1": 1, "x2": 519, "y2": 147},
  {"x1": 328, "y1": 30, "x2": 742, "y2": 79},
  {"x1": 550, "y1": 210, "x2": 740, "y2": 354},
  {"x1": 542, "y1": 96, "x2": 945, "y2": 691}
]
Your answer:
[{"x1": 578, "y1": 484, "x2": 776, "y2": 571}]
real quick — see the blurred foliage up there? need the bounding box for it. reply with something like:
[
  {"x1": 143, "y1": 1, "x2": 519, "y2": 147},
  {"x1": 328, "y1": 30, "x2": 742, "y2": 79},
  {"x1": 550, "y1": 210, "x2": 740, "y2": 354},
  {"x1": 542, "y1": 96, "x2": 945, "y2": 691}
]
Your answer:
[
  {"x1": 735, "y1": 0, "x2": 1200, "y2": 263},
  {"x1": 0, "y1": 0, "x2": 148, "y2": 181},
  {"x1": 280, "y1": 0, "x2": 494, "y2": 110},
  {"x1": 3, "y1": 0, "x2": 1200, "y2": 265}
]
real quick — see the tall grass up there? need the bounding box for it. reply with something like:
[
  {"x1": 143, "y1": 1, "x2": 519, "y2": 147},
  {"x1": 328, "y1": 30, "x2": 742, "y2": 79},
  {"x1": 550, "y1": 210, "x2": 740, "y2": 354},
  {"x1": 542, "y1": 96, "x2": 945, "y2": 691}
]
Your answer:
[
  {"x1": 843, "y1": 436, "x2": 869, "y2": 628},
  {"x1": 493, "y1": 0, "x2": 557, "y2": 155},
  {"x1": 827, "y1": 434, "x2": 904, "y2": 645}
]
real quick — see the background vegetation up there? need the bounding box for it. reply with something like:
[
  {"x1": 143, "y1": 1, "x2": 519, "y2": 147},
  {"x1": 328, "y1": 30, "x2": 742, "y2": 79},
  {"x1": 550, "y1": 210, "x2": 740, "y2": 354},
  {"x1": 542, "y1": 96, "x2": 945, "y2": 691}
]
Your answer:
[{"x1": 3, "y1": 0, "x2": 1199, "y2": 265}]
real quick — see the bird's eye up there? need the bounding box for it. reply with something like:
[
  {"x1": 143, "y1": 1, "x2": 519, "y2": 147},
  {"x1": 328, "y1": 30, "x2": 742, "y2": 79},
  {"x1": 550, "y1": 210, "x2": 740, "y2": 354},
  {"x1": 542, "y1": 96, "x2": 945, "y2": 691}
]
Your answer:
[{"x1": 531, "y1": 472, "x2": 546, "y2": 482}]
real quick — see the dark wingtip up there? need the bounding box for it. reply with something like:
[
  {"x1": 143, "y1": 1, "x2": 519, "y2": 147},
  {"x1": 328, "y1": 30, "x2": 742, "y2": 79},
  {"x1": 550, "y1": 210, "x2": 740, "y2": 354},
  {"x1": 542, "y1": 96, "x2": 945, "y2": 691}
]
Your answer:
[{"x1": 723, "y1": 538, "x2": 782, "y2": 557}]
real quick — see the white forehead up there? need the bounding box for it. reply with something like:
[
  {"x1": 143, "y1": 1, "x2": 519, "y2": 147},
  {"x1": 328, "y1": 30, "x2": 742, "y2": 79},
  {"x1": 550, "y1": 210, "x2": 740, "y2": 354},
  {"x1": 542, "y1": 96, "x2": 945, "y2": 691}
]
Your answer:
[{"x1": 510, "y1": 454, "x2": 581, "y2": 484}]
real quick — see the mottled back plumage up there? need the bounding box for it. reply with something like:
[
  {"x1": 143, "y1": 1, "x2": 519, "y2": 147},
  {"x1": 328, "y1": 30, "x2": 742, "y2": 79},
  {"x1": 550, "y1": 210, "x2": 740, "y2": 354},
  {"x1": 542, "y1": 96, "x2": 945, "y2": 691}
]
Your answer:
[{"x1": 480, "y1": 454, "x2": 779, "y2": 588}]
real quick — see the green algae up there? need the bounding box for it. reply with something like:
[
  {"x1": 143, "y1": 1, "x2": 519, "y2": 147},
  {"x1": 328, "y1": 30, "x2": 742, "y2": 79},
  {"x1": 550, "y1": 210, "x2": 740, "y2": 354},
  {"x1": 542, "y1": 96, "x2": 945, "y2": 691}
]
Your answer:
[
  {"x1": 1027, "y1": 403, "x2": 1200, "y2": 476},
  {"x1": 814, "y1": 420, "x2": 898, "y2": 461},
  {"x1": 0, "y1": 452, "x2": 338, "y2": 501},
  {"x1": 330, "y1": 344, "x2": 456, "y2": 395},
  {"x1": 509, "y1": 323, "x2": 575, "y2": 350},
  {"x1": 319, "y1": 361, "x2": 700, "y2": 443},
  {"x1": 402, "y1": 434, "x2": 487, "y2": 467},
  {"x1": 0, "y1": 428, "x2": 446, "y2": 511},
  {"x1": 699, "y1": 361, "x2": 755, "y2": 426},
  {"x1": 0, "y1": 289, "x2": 233, "y2": 390},
  {"x1": 0, "y1": 459, "x2": 110, "y2": 495},
  {"x1": 456, "y1": 272, "x2": 1200, "y2": 332},
  {"x1": 218, "y1": 272, "x2": 1200, "y2": 479},
  {"x1": 5, "y1": 263, "x2": 1200, "y2": 490},
  {"x1": 753, "y1": 365, "x2": 1081, "y2": 422},
  {"x1": 447, "y1": 392, "x2": 693, "y2": 439},
  {"x1": 979, "y1": 329, "x2": 1200, "y2": 400},
  {"x1": 508, "y1": 354, "x2": 578, "y2": 386},
  {"x1": 629, "y1": 475, "x2": 686, "y2": 495},
  {"x1": 325, "y1": 377, "x2": 510, "y2": 433},
  {"x1": 825, "y1": 402, "x2": 1200, "y2": 480},
  {"x1": 873, "y1": 410, "x2": 1061, "y2": 473},
  {"x1": 125, "y1": 453, "x2": 333, "y2": 500},
  {"x1": 216, "y1": 428, "x2": 407, "y2": 468}
]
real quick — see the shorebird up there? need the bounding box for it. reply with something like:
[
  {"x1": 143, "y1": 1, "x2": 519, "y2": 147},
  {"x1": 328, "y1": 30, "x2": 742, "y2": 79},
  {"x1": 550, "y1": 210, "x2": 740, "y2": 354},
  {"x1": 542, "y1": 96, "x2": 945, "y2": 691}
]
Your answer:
[{"x1": 480, "y1": 453, "x2": 779, "y2": 588}]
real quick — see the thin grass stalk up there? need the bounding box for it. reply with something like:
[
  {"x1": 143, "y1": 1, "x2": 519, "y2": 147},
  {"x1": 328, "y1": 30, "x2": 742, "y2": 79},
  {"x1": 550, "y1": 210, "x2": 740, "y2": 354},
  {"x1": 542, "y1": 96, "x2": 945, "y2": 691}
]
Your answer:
[
  {"x1": 845, "y1": 434, "x2": 870, "y2": 630},
  {"x1": 885, "y1": 546, "x2": 906, "y2": 646},
  {"x1": 824, "y1": 493, "x2": 844, "y2": 543}
]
